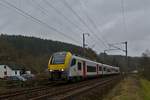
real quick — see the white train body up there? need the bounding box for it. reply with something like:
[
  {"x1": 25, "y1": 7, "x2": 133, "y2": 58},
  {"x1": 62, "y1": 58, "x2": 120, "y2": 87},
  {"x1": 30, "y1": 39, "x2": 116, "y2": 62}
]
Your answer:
[
  {"x1": 48, "y1": 52, "x2": 120, "y2": 80},
  {"x1": 69, "y1": 55, "x2": 119, "y2": 78}
]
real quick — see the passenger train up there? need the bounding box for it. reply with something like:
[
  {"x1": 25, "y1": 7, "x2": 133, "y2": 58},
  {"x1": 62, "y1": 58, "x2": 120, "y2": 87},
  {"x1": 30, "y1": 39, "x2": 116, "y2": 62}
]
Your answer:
[{"x1": 48, "y1": 52, "x2": 120, "y2": 81}]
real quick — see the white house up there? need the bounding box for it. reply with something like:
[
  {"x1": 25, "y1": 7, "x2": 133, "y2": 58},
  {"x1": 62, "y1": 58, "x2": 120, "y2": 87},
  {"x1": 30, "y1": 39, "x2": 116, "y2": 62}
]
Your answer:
[{"x1": 0, "y1": 64, "x2": 25, "y2": 78}]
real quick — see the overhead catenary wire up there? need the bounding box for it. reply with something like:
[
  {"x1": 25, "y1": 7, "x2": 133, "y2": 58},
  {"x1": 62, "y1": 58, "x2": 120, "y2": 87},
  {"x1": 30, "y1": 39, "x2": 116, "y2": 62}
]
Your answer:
[
  {"x1": 42, "y1": 0, "x2": 84, "y2": 39},
  {"x1": 30, "y1": 0, "x2": 50, "y2": 16},
  {"x1": 104, "y1": 0, "x2": 128, "y2": 54},
  {"x1": 79, "y1": 0, "x2": 109, "y2": 49},
  {"x1": 43, "y1": 0, "x2": 98, "y2": 49},
  {"x1": 60, "y1": 0, "x2": 92, "y2": 33},
  {"x1": 30, "y1": 0, "x2": 83, "y2": 39},
  {"x1": 60, "y1": 0, "x2": 108, "y2": 49},
  {"x1": 31, "y1": 0, "x2": 84, "y2": 36},
  {"x1": 44, "y1": 0, "x2": 85, "y2": 33},
  {"x1": 30, "y1": 0, "x2": 82, "y2": 39},
  {"x1": 121, "y1": 0, "x2": 128, "y2": 34},
  {"x1": 58, "y1": 0, "x2": 98, "y2": 48},
  {"x1": 0, "y1": 0, "x2": 81, "y2": 44}
]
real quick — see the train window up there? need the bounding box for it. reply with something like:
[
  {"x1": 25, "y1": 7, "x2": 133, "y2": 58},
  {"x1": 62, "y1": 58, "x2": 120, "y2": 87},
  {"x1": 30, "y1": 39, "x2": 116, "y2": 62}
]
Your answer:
[
  {"x1": 78, "y1": 62, "x2": 82, "y2": 70},
  {"x1": 50, "y1": 53, "x2": 66, "y2": 64},
  {"x1": 103, "y1": 67, "x2": 106, "y2": 71},
  {"x1": 50, "y1": 56, "x2": 54, "y2": 64},
  {"x1": 71, "y1": 59, "x2": 76, "y2": 66},
  {"x1": 99, "y1": 66, "x2": 102, "y2": 71},
  {"x1": 107, "y1": 69, "x2": 111, "y2": 72},
  {"x1": 87, "y1": 66, "x2": 96, "y2": 72}
]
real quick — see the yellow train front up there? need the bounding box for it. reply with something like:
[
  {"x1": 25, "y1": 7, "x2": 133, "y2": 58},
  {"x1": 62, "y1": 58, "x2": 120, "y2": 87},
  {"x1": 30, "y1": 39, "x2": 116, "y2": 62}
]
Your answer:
[{"x1": 48, "y1": 52, "x2": 72, "y2": 80}]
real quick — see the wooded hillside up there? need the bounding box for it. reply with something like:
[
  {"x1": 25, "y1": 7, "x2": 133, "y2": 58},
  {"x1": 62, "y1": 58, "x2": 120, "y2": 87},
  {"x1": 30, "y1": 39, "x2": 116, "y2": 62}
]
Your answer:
[
  {"x1": 0, "y1": 34, "x2": 97, "y2": 73},
  {"x1": 0, "y1": 34, "x2": 143, "y2": 74}
]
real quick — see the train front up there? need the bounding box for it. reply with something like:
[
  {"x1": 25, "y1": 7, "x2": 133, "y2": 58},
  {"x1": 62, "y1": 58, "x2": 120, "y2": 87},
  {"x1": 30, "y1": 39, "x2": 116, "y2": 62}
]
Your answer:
[{"x1": 48, "y1": 52, "x2": 72, "y2": 80}]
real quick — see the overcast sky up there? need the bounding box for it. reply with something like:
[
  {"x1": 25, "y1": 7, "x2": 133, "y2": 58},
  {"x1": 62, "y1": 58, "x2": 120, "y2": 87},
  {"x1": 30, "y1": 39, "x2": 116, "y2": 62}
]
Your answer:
[{"x1": 0, "y1": 0, "x2": 150, "y2": 56}]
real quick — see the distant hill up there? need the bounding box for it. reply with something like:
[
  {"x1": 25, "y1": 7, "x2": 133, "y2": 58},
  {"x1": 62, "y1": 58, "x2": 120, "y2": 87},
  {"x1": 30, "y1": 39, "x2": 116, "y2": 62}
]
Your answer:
[
  {"x1": 0, "y1": 34, "x2": 98, "y2": 73},
  {"x1": 0, "y1": 34, "x2": 142, "y2": 74}
]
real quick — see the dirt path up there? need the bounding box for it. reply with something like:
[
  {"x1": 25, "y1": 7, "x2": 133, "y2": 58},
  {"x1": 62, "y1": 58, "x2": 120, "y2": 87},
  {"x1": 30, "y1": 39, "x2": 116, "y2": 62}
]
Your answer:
[{"x1": 103, "y1": 75, "x2": 143, "y2": 100}]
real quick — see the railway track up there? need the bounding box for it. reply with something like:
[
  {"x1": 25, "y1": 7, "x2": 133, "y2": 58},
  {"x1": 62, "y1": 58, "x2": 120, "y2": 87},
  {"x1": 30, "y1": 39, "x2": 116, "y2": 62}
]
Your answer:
[
  {"x1": 0, "y1": 76, "x2": 120, "y2": 100},
  {"x1": 30, "y1": 76, "x2": 120, "y2": 100},
  {"x1": 0, "y1": 82, "x2": 59, "y2": 100}
]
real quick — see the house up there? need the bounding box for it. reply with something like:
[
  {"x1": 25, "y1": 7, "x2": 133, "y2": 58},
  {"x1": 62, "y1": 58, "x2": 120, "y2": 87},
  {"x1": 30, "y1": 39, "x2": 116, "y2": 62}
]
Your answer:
[{"x1": 0, "y1": 64, "x2": 25, "y2": 78}]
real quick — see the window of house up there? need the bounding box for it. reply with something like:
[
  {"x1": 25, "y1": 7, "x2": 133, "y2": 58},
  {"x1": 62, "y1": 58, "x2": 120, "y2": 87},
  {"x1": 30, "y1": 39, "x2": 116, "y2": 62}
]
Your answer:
[
  {"x1": 78, "y1": 62, "x2": 82, "y2": 70},
  {"x1": 4, "y1": 71, "x2": 7, "y2": 75},
  {"x1": 15, "y1": 71, "x2": 17, "y2": 75},
  {"x1": 4, "y1": 66, "x2": 6, "y2": 69}
]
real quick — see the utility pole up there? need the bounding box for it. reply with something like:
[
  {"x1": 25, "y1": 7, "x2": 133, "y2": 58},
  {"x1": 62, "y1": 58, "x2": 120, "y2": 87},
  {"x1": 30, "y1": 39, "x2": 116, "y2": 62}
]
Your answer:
[
  {"x1": 83, "y1": 33, "x2": 90, "y2": 57},
  {"x1": 125, "y1": 41, "x2": 127, "y2": 57},
  {"x1": 125, "y1": 41, "x2": 128, "y2": 74},
  {"x1": 104, "y1": 41, "x2": 128, "y2": 74}
]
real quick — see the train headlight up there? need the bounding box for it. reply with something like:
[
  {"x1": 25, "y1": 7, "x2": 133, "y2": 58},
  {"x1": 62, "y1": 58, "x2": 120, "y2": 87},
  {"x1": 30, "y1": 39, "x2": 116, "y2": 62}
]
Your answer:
[
  {"x1": 61, "y1": 69, "x2": 64, "y2": 71},
  {"x1": 50, "y1": 70, "x2": 53, "y2": 72}
]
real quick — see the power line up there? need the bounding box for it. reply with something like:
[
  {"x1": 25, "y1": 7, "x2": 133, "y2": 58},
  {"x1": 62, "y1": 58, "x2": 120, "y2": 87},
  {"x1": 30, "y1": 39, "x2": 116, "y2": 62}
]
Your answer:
[
  {"x1": 30, "y1": 0, "x2": 50, "y2": 16},
  {"x1": 41, "y1": 0, "x2": 83, "y2": 39},
  {"x1": 60, "y1": 0, "x2": 108, "y2": 49},
  {"x1": 58, "y1": 0, "x2": 100, "y2": 49},
  {"x1": 30, "y1": 0, "x2": 83, "y2": 39},
  {"x1": 79, "y1": 0, "x2": 109, "y2": 49},
  {"x1": 43, "y1": 0, "x2": 84, "y2": 33},
  {"x1": 61, "y1": 0, "x2": 108, "y2": 49},
  {"x1": 121, "y1": 0, "x2": 128, "y2": 34},
  {"x1": 60, "y1": 0, "x2": 93, "y2": 33},
  {"x1": 30, "y1": 0, "x2": 82, "y2": 39},
  {"x1": 0, "y1": 0, "x2": 81, "y2": 44},
  {"x1": 32, "y1": 0, "x2": 82, "y2": 34},
  {"x1": 33, "y1": 0, "x2": 107, "y2": 50}
]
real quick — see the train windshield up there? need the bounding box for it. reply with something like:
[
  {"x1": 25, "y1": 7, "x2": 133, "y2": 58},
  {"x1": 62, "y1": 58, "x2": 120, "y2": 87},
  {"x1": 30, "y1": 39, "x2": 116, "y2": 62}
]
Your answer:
[{"x1": 50, "y1": 52, "x2": 66, "y2": 64}]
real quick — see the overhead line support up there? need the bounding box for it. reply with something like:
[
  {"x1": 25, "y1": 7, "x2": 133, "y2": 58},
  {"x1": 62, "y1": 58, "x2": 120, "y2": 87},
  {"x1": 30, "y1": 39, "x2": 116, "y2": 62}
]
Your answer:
[{"x1": 83, "y1": 33, "x2": 90, "y2": 57}]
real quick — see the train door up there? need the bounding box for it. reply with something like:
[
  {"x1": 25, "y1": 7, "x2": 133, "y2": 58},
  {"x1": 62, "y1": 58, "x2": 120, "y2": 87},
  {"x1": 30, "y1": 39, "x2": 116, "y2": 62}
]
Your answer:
[
  {"x1": 96, "y1": 64, "x2": 99, "y2": 77},
  {"x1": 83, "y1": 61, "x2": 86, "y2": 78},
  {"x1": 77, "y1": 61, "x2": 82, "y2": 76}
]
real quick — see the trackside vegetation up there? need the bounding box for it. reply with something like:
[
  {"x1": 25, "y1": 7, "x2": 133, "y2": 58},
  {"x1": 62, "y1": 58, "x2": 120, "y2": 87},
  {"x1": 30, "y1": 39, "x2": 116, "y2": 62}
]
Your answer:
[
  {"x1": 140, "y1": 50, "x2": 150, "y2": 80},
  {"x1": 140, "y1": 78, "x2": 150, "y2": 100},
  {"x1": 103, "y1": 75, "x2": 150, "y2": 100}
]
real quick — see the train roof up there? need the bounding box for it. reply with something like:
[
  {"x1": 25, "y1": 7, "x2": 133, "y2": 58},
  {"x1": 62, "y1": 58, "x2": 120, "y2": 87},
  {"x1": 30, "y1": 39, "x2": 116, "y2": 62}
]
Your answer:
[
  {"x1": 72, "y1": 55, "x2": 119, "y2": 69},
  {"x1": 72, "y1": 55, "x2": 102, "y2": 65},
  {"x1": 54, "y1": 51, "x2": 120, "y2": 69}
]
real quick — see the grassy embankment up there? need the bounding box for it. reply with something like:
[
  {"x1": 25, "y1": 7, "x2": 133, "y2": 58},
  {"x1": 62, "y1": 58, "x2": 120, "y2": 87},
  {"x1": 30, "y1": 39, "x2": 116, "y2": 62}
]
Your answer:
[
  {"x1": 140, "y1": 78, "x2": 150, "y2": 100},
  {"x1": 0, "y1": 74, "x2": 50, "y2": 94},
  {"x1": 103, "y1": 75, "x2": 149, "y2": 100}
]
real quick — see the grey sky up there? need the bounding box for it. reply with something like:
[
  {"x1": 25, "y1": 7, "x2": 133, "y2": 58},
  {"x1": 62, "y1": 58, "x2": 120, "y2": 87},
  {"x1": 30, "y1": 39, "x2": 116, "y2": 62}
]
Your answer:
[{"x1": 0, "y1": 0, "x2": 150, "y2": 56}]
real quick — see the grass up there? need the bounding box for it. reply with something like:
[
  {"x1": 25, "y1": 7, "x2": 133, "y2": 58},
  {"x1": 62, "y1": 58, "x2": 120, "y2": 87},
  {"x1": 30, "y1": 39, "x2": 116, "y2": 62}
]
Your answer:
[
  {"x1": 103, "y1": 75, "x2": 143, "y2": 100},
  {"x1": 140, "y1": 78, "x2": 150, "y2": 100},
  {"x1": 0, "y1": 75, "x2": 50, "y2": 94},
  {"x1": 104, "y1": 75, "x2": 150, "y2": 100}
]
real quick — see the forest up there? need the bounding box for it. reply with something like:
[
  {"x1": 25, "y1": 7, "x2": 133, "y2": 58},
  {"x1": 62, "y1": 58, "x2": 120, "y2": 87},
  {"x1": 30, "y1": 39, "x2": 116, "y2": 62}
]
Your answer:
[
  {"x1": 0, "y1": 34, "x2": 149, "y2": 80},
  {"x1": 0, "y1": 34, "x2": 97, "y2": 73}
]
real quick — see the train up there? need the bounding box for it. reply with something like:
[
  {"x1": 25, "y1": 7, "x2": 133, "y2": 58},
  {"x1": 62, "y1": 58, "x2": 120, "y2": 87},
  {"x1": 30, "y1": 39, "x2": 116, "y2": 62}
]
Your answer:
[{"x1": 48, "y1": 51, "x2": 120, "y2": 81}]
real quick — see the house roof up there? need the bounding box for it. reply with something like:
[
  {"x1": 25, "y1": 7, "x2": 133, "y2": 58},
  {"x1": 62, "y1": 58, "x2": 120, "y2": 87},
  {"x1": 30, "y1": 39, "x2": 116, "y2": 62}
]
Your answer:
[
  {"x1": 8, "y1": 64, "x2": 25, "y2": 70},
  {"x1": 0, "y1": 64, "x2": 25, "y2": 70}
]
